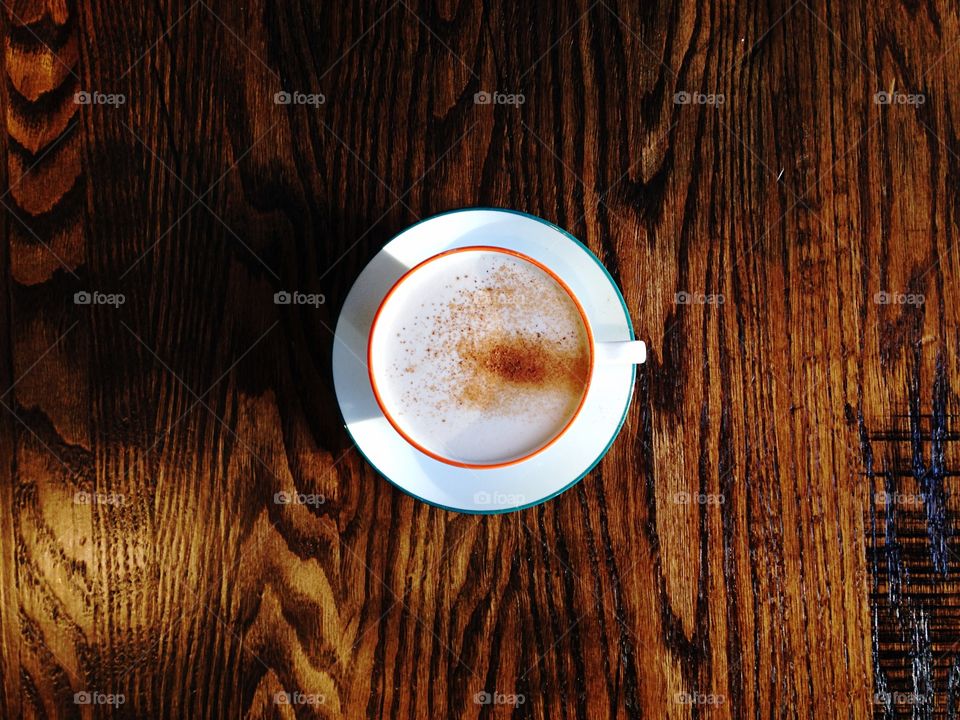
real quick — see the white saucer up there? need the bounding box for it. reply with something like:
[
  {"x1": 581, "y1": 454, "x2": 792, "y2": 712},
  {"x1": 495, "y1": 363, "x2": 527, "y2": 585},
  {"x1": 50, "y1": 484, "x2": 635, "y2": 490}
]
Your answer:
[{"x1": 332, "y1": 208, "x2": 639, "y2": 513}]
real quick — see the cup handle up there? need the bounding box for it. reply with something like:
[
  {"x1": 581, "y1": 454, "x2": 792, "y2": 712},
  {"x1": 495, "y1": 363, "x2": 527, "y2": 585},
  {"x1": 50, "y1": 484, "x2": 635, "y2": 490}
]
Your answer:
[{"x1": 594, "y1": 340, "x2": 646, "y2": 365}]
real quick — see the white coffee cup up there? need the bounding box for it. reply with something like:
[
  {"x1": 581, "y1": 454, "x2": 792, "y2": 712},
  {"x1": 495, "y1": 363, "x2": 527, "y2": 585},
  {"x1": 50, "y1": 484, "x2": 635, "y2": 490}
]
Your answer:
[{"x1": 367, "y1": 246, "x2": 645, "y2": 468}]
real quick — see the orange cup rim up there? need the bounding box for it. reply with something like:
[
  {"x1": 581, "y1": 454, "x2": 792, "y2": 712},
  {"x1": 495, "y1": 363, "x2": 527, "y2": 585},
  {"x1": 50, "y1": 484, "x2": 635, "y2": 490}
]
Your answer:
[{"x1": 367, "y1": 245, "x2": 595, "y2": 469}]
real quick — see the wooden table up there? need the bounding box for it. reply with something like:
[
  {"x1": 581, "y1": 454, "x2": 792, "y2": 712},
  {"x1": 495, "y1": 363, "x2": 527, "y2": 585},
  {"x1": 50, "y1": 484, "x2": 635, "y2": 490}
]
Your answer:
[{"x1": 2, "y1": 1, "x2": 959, "y2": 717}]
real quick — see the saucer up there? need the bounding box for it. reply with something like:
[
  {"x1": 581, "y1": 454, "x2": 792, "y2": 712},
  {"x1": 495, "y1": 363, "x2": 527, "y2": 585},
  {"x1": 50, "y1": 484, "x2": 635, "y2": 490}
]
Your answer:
[{"x1": 332, "y1": 208, "x2": 639, "y2": 513}]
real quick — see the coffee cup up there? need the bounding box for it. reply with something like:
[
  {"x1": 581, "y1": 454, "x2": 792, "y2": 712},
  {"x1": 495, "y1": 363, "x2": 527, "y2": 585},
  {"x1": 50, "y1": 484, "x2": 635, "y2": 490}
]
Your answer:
[{"x1": 367, "y1": 245, "x2": 645, "y2": 467}]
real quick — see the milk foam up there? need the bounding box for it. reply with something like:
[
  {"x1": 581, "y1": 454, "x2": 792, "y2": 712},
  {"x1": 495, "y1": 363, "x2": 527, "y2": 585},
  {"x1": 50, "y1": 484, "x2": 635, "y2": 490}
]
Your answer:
[{"x1": 371, "y1": 250, "x2": 590, "y2": 465}]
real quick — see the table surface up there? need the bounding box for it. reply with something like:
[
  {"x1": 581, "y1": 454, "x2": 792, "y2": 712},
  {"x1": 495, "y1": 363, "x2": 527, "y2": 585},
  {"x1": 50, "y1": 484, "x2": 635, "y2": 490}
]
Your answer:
[{"x1": 2, "y1": 1, "x2": 959, "y2": 718}]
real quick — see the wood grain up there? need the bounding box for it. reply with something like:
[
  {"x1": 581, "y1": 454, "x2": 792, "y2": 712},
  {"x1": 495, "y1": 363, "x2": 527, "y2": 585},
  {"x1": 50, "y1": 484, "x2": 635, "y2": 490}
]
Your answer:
[{"x1": 1, "y1": 0, "x2": 960, "y2": 717}]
